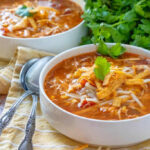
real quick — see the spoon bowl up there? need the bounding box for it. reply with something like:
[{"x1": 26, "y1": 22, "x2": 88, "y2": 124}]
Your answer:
[
  {"x1": 20, "y1": 58, "x2": 39, "y2": 91},
  {"x1": 25, "y1": 56, "x2": 54, "y2": 94}
]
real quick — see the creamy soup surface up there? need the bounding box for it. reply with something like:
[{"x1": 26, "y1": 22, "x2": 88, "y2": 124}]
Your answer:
[
  {"x1": 0, "y1": 0, "x2": 83, "y2": 38},
  {"x1": 44, "y1": 51, "x2": 150, "y2": 120}
]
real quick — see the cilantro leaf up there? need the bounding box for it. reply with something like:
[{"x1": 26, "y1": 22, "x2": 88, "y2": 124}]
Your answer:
[
  {"x1": 131, "y1": 35, "x2": 150, "y2": 49},
  {"x1": 94, "y1": 56, "x2": 111, "y2": 81},
  {"x1": 123, "y1": 10, "x2": 138, "y2": 22},
  {"x1": 117, "y1": 24, "x2": 130, "y2": 34},
  {"x1": 100, "y1": 23, "x2": 123, "y2": 43},
  {"x1": 82, "y1": 0, "x2": 150, "y2": 52},
  {"x1": 139, "y1": 19, "x2": 150, "y2": 34},
  {"x1": 80, "y1": 36, "x2": 93, "y2": 45},
  {"x1": 97, "y1": 40, "x2": 109, "y2": 55},
  {"x1": 134, "y1": 0, "x2": 150, "y2": 19},
  {"x1": 16, "y1": 5, "x2": 35, "y2": 17},
  {"x1": 109, "y1": 43, "x2": 126, "y2": 58},
  {"x1": 97, "y1": 40, "x2": 126, "y2": 58}
]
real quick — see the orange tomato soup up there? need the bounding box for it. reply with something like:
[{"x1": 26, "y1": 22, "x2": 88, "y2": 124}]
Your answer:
[
  {"x1": 44, "y1": 52, "x2": 150, "y2": 120},
  {"x1": 0, "y1": 0, "x2": 83, "y2": 38}
]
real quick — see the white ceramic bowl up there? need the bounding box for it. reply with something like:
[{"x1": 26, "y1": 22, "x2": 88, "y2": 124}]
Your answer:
[
  {"x1": 0, "y1": 0, "x2": 86, "y2": 60},
  {"x1": 39, "y1": 44, "x2": 150, "y2": 147}
]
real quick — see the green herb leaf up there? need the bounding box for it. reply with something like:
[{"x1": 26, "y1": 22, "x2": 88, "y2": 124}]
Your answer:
[
  {"x1": 123, "y1": 10, "x2": 138, "y2": 22},
  {"x1": 131, "y1": 35, "x2": 150, "y2": 50},
  {"x1": 80, "y1": 36, "x2": 93, "y2": 45},
  {"x1": 97, "y1": 40, "x2": 126, "y2": 58},
  {"x1": 109, "y1": 43, "x2": 126, "y2": 58},
  {"x1": 100, "y1": 23, "x2": 123, "y2": 43},
  {"x1": 134, "y1": 0, "x2": 150, "y2": 18},
  {"x1": 139, "y1": 19, "x2": 150, "y2": 34},
  {"x1": 94, "y1": 56, "x2": 111, "y2": 81},
  {"x1": 117, "y1": 24, "x2": 130, "y2": 34},
  {"x1": 97, "y1": 40, "x2": 109, "y2": 55},
  {"x1": 82, "y1": 0, "x2": 150, "y2": 52},
  {"x1": 16, "y1": 5, "x2": 34, "y2": 17}
]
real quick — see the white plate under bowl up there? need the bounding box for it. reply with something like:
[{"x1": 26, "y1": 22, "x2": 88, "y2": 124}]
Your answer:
[
  {"x1": 39, "y1": 44, "x2": 150, "y2": 147},
  {"x1": 0, "y1": 0, "x2": 86, "y2": 60}
]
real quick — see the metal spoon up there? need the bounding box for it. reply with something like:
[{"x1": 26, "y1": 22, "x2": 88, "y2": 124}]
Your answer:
[
  {"x1": 0, "y1": 58, "x2": 38, "y2": 135},
  {"x1": 18, "y1": 56, "x2": 54, "y2": 150}
]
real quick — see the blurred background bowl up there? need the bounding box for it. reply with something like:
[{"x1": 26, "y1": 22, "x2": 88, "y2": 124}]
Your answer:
[{"x1": 0, "y1": 0, "x2": 86, "y2": 60}]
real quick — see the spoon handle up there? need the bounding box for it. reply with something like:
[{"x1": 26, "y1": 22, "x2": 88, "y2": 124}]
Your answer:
[
  {"x1": 18, "y1": 94, "x2": 38, "y2": 150},
  {"x1": 0, "y1": 90, "x2": 33, "y2": 135}
]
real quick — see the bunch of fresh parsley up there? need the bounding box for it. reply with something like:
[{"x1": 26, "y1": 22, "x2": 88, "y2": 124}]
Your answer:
[
  {"x1": 82, "y1": 0, "x2": 150, "y2": 53},
  {"x1": 81, "y1": 0, "x2": 150, "y2": 80}
]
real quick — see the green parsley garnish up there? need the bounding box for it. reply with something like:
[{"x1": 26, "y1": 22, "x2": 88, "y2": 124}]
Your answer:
[
  {"x1": 94, "y1": 56, "x2": 111, "y2": 81},
  {"x1": 16, "y1": 5, "x2": 35, "y2": 17},
  {"x1": 81, "y1": 0, "x2": 150, "y2": 55},
  {"x1": 107, "y1": 43, "x2": 126, "y2": 59}
]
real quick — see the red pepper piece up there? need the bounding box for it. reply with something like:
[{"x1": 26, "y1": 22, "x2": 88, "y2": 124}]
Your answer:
[
  {"x1": 80, "y1": 79, "x2": 87, "y2": 87},
  {"x1": 3, "y1": 28, "x2": 9, "y2": 33},
  {"x1": 2, "y1": 27, "x2": 9, "y2": 36},
  {"x1": 81, "y1": 100, "x2": 96, "y2": 108}
]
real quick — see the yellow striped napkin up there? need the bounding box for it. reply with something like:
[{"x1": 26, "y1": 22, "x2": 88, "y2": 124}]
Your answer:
[{"x1": 0, "y1": 47, "x2": 150, "y2": 150}]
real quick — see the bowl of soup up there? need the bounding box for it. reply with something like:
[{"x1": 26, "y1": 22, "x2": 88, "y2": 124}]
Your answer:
[
  {"x1": 0, "y1": 0, "x2": 86, "y2": 60},
  {"x1": 40, "y1": 44, "x2": 150, "y2": 147}
]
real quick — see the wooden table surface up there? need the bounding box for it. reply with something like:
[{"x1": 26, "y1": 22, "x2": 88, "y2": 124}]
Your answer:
[{"x1": 0, "y1": 95, "x2": 6, "y2": 114}]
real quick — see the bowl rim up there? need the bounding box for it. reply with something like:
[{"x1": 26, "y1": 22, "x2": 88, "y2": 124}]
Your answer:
[
  {"x1": 0, "y1": 0, "x2": 84, "y2": 40},
  {"x1": 39, "y1": 43, "x2": 150, "y2": 124}
]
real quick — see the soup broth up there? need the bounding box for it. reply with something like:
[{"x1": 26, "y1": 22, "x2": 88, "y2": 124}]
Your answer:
[
  {"x1": 44, "y1": 52, "x2": 150, "y2": 120},
  {"x1": 0, "y1": 0, "x2": 83, "y2": 38}
]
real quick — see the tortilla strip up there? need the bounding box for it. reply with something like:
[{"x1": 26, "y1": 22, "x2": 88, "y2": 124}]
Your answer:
[
  {"x1": 75, "y1": 104, "x2": 99, "y2": 115},
  {"x1": 135, "y1": 69, "x2": 150, "y2": 79},
  {"x1": 125, "y1": 79, "x2": 143, "y2": 85},
  {"x1": 12, "y1": 17, "x2": 28, "y2": 31},
  {"x1": 97, "y1": 71, "x2": 126, "y2": 99},
  {"x1": 28, "y1": 17, "x2": 37, "y2": 30}
]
